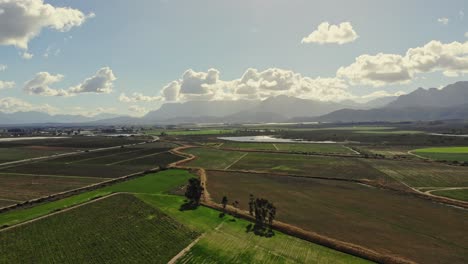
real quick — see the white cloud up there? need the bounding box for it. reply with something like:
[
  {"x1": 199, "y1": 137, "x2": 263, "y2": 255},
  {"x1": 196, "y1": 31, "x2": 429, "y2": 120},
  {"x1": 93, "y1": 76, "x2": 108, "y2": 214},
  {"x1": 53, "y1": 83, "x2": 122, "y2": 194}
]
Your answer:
[
  {"x1": 0, "y1": 97, "x2": 58, "y2": 114},
  {"x1": 119, "y1": 92, "x2": 162, "y2": 103},
  {"x1": 358, "y1": 90, "x2": 406, "y2": 102},
  {"x1": 0, "y1": 0, "x2": 93, "y2": 49},
  {"x1": 43, "y1": 46, "x2": 61, "y2": 58},
  {"x1": 24, "y1": 67, "x2": 117, "y2": 96},
  {"x1": 21, "y1": 51, "x2": 33, "y2": 60},
  {"x1": 23, "y1": 72, "x2": 67, "y2": 96},
  {"x1": 465, "y1": 32, "x2": 468, "y2": 38},
  {"x1": 140, "y1": 68, "x2": 353, "y2": 103},
  {"x1": 0, "y1": 64, "x2": 6, "y2": 71},
  {"x1": 302, "y1": 22, "x2": 358, "y2": 45},
  {"x1": 437, "y1": 17, "x2": 449, "y2": 25},
  {"x1": 338, "y1": 40, "x2": 468, "y2": 87},
  {"x1": 128, "y1": 105, "x2": 148, "y2": 116},
  {"x1": 460, "y1": 10, "x2": 465, "y2": 20},
  {"x1": 0, "y1": 80, "x2": 15, "y2": 90},
  {"x1": 68, "y1": 67, "x2": 116, "y2": 94}
]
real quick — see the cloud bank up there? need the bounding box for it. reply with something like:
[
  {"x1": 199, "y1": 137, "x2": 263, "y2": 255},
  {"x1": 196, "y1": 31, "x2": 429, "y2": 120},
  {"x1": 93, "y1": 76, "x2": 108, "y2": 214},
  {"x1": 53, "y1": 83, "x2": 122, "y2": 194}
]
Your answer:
[{"x1": 337, "y1": 40, "x2": 468, "y2": 86}]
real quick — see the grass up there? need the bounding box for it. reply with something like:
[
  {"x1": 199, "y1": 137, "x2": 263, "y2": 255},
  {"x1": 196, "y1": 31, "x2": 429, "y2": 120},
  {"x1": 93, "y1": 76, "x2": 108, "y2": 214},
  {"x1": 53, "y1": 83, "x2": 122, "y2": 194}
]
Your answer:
[
  {"x1": 431, "y1": 189, "x2": 468, "y2": 202},
  {"x1": 365, "y1": 159, "x2": 468, "y2": 187},
  {"x1": 412, "y1": 146, "x2": 468, "y2": 162},
  {"x1": 206, "y1": 170, "x2": 468, "y2": 264},
  {"x1": 176, "y1": 210, "x2": 370, "y2": 264},
  {"x1": 184, "y1": 148, "x2": 247, "y2": 170},
  {"x1": 0, "y1": 194, "x2": 199, "y2": 263},
  {"x1": 0, "y1": 170, "x2": 192, "y2": 228},
  {"x1": 0, "y1": 173, "x2": 105, "y2": 202}
]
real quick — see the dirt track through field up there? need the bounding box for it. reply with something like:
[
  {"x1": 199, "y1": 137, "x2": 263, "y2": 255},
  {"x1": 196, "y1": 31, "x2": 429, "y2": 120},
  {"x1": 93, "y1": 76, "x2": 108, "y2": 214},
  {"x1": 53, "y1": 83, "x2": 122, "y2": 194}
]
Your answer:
[
  {"x1": 0, "y1": 172, "x2": 112, "y2": 180},
  {"x1": 426, "y1": 187, "x2": 468, "y2": 194},
  {"x1": 223, "y1": 153, "x2": 248, "y2": 170}
]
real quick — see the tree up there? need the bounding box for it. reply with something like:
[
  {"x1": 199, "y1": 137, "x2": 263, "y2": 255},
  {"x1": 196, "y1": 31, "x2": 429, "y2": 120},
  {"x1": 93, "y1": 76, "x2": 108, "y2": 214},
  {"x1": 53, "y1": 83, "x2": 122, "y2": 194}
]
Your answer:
[
  {"x1": 184, "y1": 178, "x2": 204, "y2": 205},
  {"x1": 249, "y1": 195, "x2": 277, "y2": 236},
  {"x1": 221, "y1": 196, "x2": 228, "y2": 213}
]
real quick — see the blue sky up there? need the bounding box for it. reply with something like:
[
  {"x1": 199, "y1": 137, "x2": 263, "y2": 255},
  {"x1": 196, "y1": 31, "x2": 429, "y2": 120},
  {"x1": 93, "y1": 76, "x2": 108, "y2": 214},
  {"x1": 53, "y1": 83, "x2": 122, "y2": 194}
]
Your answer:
[{"x1": 0, "y1": 0, "x2": 467, "y2": 116}]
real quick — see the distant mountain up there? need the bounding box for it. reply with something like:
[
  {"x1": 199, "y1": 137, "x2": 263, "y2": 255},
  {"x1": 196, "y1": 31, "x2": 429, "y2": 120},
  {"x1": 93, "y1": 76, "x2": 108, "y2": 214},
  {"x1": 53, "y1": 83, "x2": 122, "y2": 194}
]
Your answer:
[
  {"x1": 387, "y1": 81, "x2": 468, "y2": 108},
  {"x1": 0, "y1": 111, "x2": 121, "y2": 125},
  {"x1": 142, "y1": 95, "x2": 357, "y2": 124},
  {"x1": 313, "y1": 105, "x2": 468, "y2": 122},
  {"x1": 312, "y1": 82, "x2": 468, "y2": 122}
]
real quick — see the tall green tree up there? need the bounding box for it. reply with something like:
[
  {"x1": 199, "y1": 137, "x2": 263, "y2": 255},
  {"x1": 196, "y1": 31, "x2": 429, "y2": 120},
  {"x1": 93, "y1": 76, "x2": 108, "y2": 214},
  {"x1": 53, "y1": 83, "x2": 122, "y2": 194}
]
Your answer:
[{"x1": 184, "y1": 177, "x2": 204, "y2": 205}]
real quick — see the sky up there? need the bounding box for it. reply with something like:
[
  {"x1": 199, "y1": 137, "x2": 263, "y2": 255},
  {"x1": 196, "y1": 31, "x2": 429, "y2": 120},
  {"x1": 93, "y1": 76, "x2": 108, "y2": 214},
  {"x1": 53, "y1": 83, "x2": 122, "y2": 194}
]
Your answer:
[{"x1": 0, "y1": 0, "x2": 467, "y2": 117}]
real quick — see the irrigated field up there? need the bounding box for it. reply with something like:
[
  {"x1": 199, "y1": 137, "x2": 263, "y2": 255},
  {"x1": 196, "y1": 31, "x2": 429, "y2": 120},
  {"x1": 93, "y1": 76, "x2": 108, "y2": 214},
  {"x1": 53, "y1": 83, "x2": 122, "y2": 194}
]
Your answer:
[
  {"x1": 412, "y1": 146, "x2": 468, "y2": 162},
  {"x1": 0, "y1": 173, "x2": 104, "y2": 204},
  {"x1": 0, "y1": 147, "x2": 74, "y2": 163},
  {"x1": 365, "y1": 159, "x2": 468, "y2": 188},
  {"x1": 183, "y1": 148, "x2": 247, "y2": 170},
  {"x1": 138, "y1": 195, "x2": 371, "y2": 264},
  {"x1": 218, "y1": 142, "x2": 355, "y2": 154},
  {"x1": 0, "y1": 170, "x2": 192, "y2": 228},
  {"x1": 146, "y1": 128, "x2": 235, "y2": 136},
  {"x1": 0, "y1": 142, "x2": 183, "y2": 207},
  {"x1": 431, "y1": 188, "x2": 468, "y2": 201},
  {"x1": 206, "y1": 170, "x2": 468, "y2": 264},
  {"x1": 184, "y1": 148, "x2": 396, "y2": 184},
  {"x1": 0, "y1": 194, "x2": 199, "y2": 263}
]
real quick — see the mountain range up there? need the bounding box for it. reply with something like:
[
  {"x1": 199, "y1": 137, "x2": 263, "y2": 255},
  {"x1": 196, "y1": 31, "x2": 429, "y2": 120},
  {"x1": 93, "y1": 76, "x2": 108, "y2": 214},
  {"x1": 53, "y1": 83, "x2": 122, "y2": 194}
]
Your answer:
[{"x1": 1, "y1": 81, "x2": 467, "y2": 125}]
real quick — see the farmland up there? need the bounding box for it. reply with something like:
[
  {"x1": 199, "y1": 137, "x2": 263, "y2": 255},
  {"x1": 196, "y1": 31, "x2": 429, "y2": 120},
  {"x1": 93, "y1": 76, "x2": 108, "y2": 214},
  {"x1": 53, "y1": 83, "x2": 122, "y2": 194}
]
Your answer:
[
  {"x1": 0, "y1": 169, "x2": 372, "y2": 264},
  {"x1": 431, "y1": 189, "x2": 468, "y2": 201},
  {"x1": 183, "y1": 148, "x2": 398, "y2": 185},
  {"x1": 218, "y1": 141, "x2": 355, "y2": 154},
  {"x1": 0, "y1": 140, "x2": 183, "y2": 208},
  {"x1": 412, "y1": 146, "x2": 468, "y2": 162},
  {"x1": 206, "y1": 170, "x2": 468, "y2": 264},
  {"x1": 0, "y1": 194, "x2": 199, "y2": 263},
  {"x1": 146, "y1": 128, "x2": 236, "y2": 136},
  {"x1": 365, "y1": 159, "x2": 468, "y2": 188}
]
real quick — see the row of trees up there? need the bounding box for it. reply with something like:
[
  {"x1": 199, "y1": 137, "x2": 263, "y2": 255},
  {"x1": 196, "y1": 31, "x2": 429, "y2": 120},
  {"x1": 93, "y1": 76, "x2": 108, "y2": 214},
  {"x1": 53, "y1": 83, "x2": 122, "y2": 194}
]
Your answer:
[{"x1": 184, "y1": 178, "x2": 277, "y2": 236}]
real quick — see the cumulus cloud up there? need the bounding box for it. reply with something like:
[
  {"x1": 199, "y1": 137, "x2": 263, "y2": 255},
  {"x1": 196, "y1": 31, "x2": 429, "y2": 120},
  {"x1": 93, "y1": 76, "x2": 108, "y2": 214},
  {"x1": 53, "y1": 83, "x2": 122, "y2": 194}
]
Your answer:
[
  {"x1": 0, "y1": 97, "x2": 58, "y2": 114},
  {"x1": 68, "y1": 67, "x2": 116, "y2": 94},
  {"x1": 0, "y1": 0, "x2": 93, "y2": 49},
  {"x1": 338, "y1": 40, "x2": 468, "y2": 87},
  {"x1": 130, "y1": 68, "x2": 353, "y2": 103},
  {"x1": 128, "y1": 105, "x2": 148, "y2": 116},
  {"x1": 20, "y1": 51, "x2": 33, "y2": 60},
  {"x1": 0, "y1": 64, "x2": 6, "y2": 71},
  {"x1": 24, "y1": 67, "x2": 116, "y2": 96},
  {"x1": 302, "y1": 22, "x2": 358, "y2": 45},
  {"x1": 119, "y1": 92, "x2": 161, "y2": 103},
  {"x1": 437, "y1": 17, "x2": 449, "y2": 25},
  {"x1": 0, "y1": 80, "x2": 15, "y2": 90},
  {"x1": 23, "y1": 72, "x2": 67, "y2": 96},
  {"x1": 465, "y1": 32, "x2": 468, "y2": 38}
]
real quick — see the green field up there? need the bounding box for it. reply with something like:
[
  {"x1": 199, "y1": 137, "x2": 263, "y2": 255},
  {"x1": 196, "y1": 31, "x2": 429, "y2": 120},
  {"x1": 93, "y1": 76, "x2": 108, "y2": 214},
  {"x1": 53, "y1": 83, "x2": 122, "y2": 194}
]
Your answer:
[
  {"x1": 0, "y1": 170, "x2": 192, "y2": 228},
  {"x1": 0, "y1": 194, "x2": 199, "y2": 263},
  {"x1": 366, "y1": 159, "x2": 468, "y2": 188},
  {"x1": 431, "y1": 189, "x2": 468, "y2": 201},
  {"x1": 184, "y1": 148, "x2": 247, "y2": 170},
  {"x1": 219, "y1": 142, "x2": 355, "y2": 154},
  {"x1": 1, "y1": 169, "x2": 372, "y2": 264},
  {"x1": 412, "y1": 146, "x2": 468, "y2": 162},
  {"x1": 206, "y1": 170, "x2": 468, "y2": 264}
]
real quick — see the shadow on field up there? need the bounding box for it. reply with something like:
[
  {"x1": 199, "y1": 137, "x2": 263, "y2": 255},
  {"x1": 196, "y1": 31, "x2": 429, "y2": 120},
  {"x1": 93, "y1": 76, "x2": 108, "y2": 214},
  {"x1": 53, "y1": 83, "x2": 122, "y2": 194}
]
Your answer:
[
  {"x1": 245, "y1": 223, "x2": 275, "y2": 238},
  {"x1": 179, "y1": 201, "x2": 199, "y2": 211}
]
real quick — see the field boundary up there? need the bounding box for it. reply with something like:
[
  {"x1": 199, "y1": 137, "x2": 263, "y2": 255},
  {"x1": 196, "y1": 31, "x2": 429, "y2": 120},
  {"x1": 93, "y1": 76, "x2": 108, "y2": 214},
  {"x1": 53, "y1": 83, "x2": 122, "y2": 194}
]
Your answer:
[
  {"x1": 223, "y1": 153, "x2": 248, "y2": 170},
  {"x1": 0, "y1": 167, "x2": 163, "y2": 214}
]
